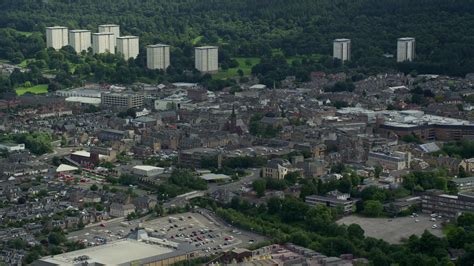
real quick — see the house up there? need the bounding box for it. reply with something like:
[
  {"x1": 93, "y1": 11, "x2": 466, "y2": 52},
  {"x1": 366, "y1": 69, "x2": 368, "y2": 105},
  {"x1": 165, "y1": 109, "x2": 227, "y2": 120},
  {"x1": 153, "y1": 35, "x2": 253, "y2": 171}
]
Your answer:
[
  {"x1": 262, "y1": 159, "x2": 290, "y2": 180},
  {"x1": 109, "y1": 203, "x2": 136, "y2": 217}
]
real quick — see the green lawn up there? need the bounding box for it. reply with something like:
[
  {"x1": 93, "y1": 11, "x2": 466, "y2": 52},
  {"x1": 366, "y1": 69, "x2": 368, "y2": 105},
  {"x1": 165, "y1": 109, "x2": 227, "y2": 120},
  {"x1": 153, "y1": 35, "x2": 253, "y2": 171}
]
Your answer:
[
  {"x1": 213, "y1": 57, "x2": 260, "y2": 79},
  {"x1": 15, "y1": 84, "x2": 49, "y2": 95}
]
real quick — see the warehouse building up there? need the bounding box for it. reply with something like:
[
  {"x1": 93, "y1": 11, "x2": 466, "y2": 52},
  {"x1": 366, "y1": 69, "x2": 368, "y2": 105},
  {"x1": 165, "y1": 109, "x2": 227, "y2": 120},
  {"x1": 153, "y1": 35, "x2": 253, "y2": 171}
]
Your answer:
[
  {"x1": 117, "y1": 36, "x2": 140, "y2": 59},
  {"x1": 92, "y1": 32, "x2": 115, "y2": 54},
  {"x1": 147, "y1": 44, "x2": 170, "y2": 70},
  {"x1": 46, "y1": 26, "x2": 68, "y2": 50},
  {"x1": 132, "y1": 165, "x2": 165, "y2": 177},
  {"x1": 195, "y1": 46, "x2": 218, "y2": 73},
  {"x1": 69, "y1": 30, "x2": 91, "y2": 53}
]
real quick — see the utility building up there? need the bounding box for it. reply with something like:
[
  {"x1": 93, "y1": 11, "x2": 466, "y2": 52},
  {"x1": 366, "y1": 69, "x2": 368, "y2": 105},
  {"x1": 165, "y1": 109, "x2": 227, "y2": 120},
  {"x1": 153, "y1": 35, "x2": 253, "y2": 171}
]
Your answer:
[
  {"x1": 333, "y1": 38, "x2": 351, "y2": 62},
  {"x1": 68, "y1": 30, "x2": 91, "y2": 53},
  {"x1": 195, "y1": 46, "x2": 219, "y2": 73},
  {"x1": 397, "y1": 37, "x2": 416, "y2": 62},
  {"x1": 46, "y1": 26, "x2": 68, "y2": 50},
  {"x1": 92, "y1": 33, "x2": 115, "y2": 54},
  {"x1": 117, "y1": 36, "x2": 140, "y2": 59},
  {"x1": 147, "y1": 44, "x2": 170, "y2": 70}
]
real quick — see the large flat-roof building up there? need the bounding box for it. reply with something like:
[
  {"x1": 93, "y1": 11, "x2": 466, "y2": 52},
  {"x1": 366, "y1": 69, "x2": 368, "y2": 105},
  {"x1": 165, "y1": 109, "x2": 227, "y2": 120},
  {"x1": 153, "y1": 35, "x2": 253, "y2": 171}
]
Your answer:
[
  {"x1": 421, "y1": 190, "x2": 474, "y2": 218},
  {"x1": 34, "y1": 237, "x2": 194, "y2": 266},
  {"x1": 147, "y1": 44, "x2": 170, "y2": 70},
  {"x1": 98, "y1": 24, "x2": 120, "y2": 42},
  {"x1": 46, "y1": 26, "x2": 68, "y2": 50},
  {"x1": 195, "y1": 46, "x2": 218, "y2": 73},
  {"x1": 306, "y1": 190, "x2": 356, "y2": 215},
  {"x1": 333, "y1": 38, "x2": 351, "y2": 62},
  {"x1": 117, "y1": 36, "x2": 140, "y2": 59},
  {"x1": 397, "y1": 37, "x2": 416, "y2": 62},
  {"x1": 101, "y1": 92, "x2": 144, "y2": 109},
  {"x1": 92, "y1": 32, "x2": 115, "y2": 54},
  {"x1": 68, "y1": 30, "x2": 91, "y2": 53}
]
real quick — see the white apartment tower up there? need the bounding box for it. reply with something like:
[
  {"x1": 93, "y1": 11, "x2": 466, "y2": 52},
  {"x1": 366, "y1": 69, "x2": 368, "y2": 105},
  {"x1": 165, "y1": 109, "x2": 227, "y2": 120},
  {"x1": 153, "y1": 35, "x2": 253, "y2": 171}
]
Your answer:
[
  {"x1": 98, "y1": 24, "x2": 120, "y2": 41},
  {"x1": 117, "y1": 36, "x2": 139, "y2": 59},
  {"x1": 69, "y1": 30, "x2": 91, "y2": 53},
  {"x1": 333, "y1": 39, "x2": 351, "y2": 62},
  {"x1": 397, "y1": 37, "x2": 416, "y2": 62},
  {"x1": 92, "y1": 33, "x2": 116, "y2": 54},
  {"x1": 146, "y1": 44, "x2": 170, "y2": 70},
  {"x1": 46, "y1": 26, "x2": 68, "y2": 50},
  {"x1": 195, "y1": 46, "x2": 219, "y2": 73}
]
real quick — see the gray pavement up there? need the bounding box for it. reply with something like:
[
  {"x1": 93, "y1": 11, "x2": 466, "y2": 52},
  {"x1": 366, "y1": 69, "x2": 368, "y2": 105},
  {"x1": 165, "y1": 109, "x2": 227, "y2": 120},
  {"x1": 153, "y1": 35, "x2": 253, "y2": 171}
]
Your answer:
[{"x1": 337, "y1": 214, "x2": 444, "y2": 244}]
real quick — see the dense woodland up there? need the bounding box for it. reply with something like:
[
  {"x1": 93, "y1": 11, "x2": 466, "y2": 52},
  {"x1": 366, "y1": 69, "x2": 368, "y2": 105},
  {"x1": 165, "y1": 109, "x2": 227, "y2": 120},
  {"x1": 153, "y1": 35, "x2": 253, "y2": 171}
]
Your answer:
[{"x1": 0, "y1": 0, "x2": 474, "y2": 94}]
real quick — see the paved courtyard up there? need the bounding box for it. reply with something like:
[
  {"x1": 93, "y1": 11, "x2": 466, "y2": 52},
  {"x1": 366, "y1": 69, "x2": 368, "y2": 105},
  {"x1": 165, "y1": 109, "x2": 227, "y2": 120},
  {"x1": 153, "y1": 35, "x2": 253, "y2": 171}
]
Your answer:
[{"x1": 337, "y1": 214, "x2": 444, "y2": 244}]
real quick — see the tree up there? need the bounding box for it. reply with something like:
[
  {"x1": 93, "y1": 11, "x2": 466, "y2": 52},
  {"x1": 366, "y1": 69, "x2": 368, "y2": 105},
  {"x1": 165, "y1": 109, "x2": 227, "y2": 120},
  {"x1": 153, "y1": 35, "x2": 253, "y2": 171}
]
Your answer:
[
  {"x1": 362, "y1": 200, "x2": 384, "y2": 217},
  {"x1": 252, "y1": 179, "x2": 266, "y2": 197},
  {"x1": 347, "y1": 224, "x2": 364, "y2": 240},
  {"x1": 90, "y1": 184, "x2": 98, "y2": 191},
  {"x1": 48, "y1": 231, "x2": 66, "y2": 245},
  {"x1": 374, "y1": 165, "x2": 383, "y2": 178}
]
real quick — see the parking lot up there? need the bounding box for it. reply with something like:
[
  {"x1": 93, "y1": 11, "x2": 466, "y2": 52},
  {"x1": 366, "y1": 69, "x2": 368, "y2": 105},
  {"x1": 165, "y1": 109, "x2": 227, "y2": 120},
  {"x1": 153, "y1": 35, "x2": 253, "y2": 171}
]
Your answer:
[
  {"x1": 337, "y1": 214, "x2": 444, "y2": 244},
  {"x1": 67, "y1": 210, "x2": 265, "y2": 256}
]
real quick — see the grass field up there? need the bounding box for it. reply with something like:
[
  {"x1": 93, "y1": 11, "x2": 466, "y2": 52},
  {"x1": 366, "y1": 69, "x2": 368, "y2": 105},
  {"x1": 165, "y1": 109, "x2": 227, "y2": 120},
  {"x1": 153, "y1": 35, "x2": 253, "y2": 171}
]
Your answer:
[
  {"x1": 213, "y1": 57, "x2": 260, "y2": 79},
  {"x1": 15, "y1": 84, "x2": 48, "y2": 95}
]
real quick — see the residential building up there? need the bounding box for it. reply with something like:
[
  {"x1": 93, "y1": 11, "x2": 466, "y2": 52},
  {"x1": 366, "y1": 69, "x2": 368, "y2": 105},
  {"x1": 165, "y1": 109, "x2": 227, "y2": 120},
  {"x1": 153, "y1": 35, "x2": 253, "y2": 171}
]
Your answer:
[
  {"x1": 117, "y1": 36, "x2": 139, "y2": 59},
  {"x1": 333, "y1": 38, "x2": 351, "y2": 62},
  {"x1": 109, "y1": 202, "x2": 135, "y2": 217},
  {"x1": 68, "y1": 30, "x2": 91, "y2": 53},
  {"x1": 45, "y1": 26, "x2": 68, "y2": 50},
  {"x1": 450, "y1": 177, "x2": 474, "y2": 192},
  {"x1": 100, "y1": 92, "x2": 144, "y2": 109},
  {"x1": 397, "y1": 37, "x2": 416, "y2": 62},
  {"x1": 92, "y1": 33, "x2": 115, "y2": 54},
  {"x1": 147, "y1": 44, "x2": 170, "y2": 70},
  {"x1": 195, "y1": 46, "x2": 218, "y2": 73},
  {"x1": 98, "y1": 129, "x2": 128, "y2": 142},
  {"x1": 305, "y1": 190, "x2": 356, "y2": 214},
  {"x1": 367, "y1": 151, "x2": 411, "y2": 171},
  {"x1": 459, "y1": 158, "x2": 474, "y2": 174},
  {"x1": 262, "y1": 159, "x2": 290, "y2": 180},
  {"x1": 421, "y1": 190, "x2": 474, "y2": 218},
  {"x1": 98, "y1": 24, "x2": 120, "y2": 41}
]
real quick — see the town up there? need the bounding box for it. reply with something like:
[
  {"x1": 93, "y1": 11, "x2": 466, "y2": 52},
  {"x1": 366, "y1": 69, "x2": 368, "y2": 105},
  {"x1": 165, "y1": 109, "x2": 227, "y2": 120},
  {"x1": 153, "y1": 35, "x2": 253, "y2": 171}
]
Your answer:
[{"x1": 0, "y1": 2, "x2": 474, "y2": 265}]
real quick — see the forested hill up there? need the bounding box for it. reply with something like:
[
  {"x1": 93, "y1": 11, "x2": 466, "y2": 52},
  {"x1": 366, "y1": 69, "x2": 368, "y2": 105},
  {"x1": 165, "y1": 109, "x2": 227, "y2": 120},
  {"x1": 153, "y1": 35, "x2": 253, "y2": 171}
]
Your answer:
[{"x1": 1, "y1": 0, "x2": 474, "y2": 75}]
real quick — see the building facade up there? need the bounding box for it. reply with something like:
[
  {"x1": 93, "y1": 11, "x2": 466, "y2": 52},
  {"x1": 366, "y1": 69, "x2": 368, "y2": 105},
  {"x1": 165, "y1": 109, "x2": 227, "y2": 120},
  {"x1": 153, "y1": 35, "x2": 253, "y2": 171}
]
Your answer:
[
  {"x1": 397, "y1": 37, "x2": 416, "y2": 62},
  {"x1": 195, "y1": 46, "x2": 218, "y2": 73},
  {"x1": 68, "y1": 30, "x2": 91, "y2": 53},
  {"x1": 367, "y1": 151, "x2": 411, "y2": 171},
  {"x1": 100, "y1": 92, "x2": 144, "y2": 109},
  {"x1": 98, "y1": 24, "x2": 120, "y2": 42},
  {"x1": 147, "y1": 44, "x2": 170, "y2": 70},
  {"x1": 305, "y1": 190, "x2": 356, "y2": 214},
  {"x1": 46, "y1": 26, "x2": 68, "y2": 50},
  {"x1": 117, "y1": 36, "x2": 140, "y2": 59},
  {"x1": 333, "y1": 39, "x2": 351, "y2": 62},
  {"x1": 421, "y1": 190, "x2": 474, "y2": 218},
  {"x1": 92, "y1": 33, "x2": 116, "y2": 54}
]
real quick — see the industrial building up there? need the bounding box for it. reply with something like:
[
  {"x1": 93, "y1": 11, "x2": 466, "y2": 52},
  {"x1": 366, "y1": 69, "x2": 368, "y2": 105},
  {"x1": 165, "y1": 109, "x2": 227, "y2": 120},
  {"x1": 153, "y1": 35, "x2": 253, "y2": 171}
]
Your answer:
[
  {"x1": 147, "y1": 44, "x2": 170, "y2": 70},
  {"x1": 333, "y1": 38, "x2": 351, "y2": 62},
  {"x1": 195, "y1": 46, "x2": 219, "y2": 73},
  {"x1": 98, "y1": 24, "x2": 120, "y2": 41},
  {"x1": 92, "y1": 32, "x2": 116, "y2": 54},
  {"x1": 397, "y1": 37, "x2": 416, "y2": 62},
  {"x1": 100, "y1": 92, "x2": 144, "y2": 109},
  {"x1": 132, "y1": 165, "x2": 165, "y2": 177},
  {"x1": 45, "y1": 26, "x2": 68, "y2": 50},
  {"x1": 68, "y1": 30, "x2": 91, "y2": 53},
  {"x1": 117, "y1": 36, "x2": 140, "y2": 59}
]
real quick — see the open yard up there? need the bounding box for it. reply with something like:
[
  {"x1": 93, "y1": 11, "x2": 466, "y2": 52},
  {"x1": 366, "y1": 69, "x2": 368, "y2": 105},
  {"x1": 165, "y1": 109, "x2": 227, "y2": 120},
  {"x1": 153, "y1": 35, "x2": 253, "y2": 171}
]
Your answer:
[
  {"x1": 15, "y1": 84, "x2": 48, "y2": 95},
  {"x1": 213, "y1": 57, "x2": 259, "y2": 79},
  {"x1": 337, "y1": 214, "x2": 444, "y2": 244}
]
